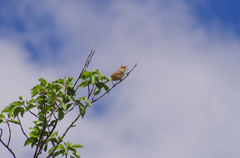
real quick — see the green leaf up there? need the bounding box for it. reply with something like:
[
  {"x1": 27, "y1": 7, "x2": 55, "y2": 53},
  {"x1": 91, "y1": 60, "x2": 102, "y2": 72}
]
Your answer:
[
  {"x1": 10, "y1": 101, "x2": 22, "y2": 107},
  {"x1": 13, "y1": 107, "x2": 23, "y2": 117},
  {"x1": 58, "y1": 136, "x2": 63, "y2": 142},
  {"x1": 1, "y1": 106, "x2": 9, "y2": 113},
  {"x1": 94, "y1": 74, "x2": 100, "y2": 82},
  {"x1": 81, "y1": 71, "x2": 91, "y2": 80},
  {"x1": 54, "y1": 84, "x2": 63, "y2": 92},
  {"x1": 50, "y1": 131, "x2": 58, "y2": 138},
  {"x1": 72, "y1": 144, "x2": 84, "y2": 148},
  {"x1": 52, "y1": 149, "x2": 64, "y2": 158},
  {"x1": 67, "y1": 86, "x2": 75, "y2": 96},
  {"x1": 48, "y1": 146, "x2": 55, "y2": 154},
  {"x1": 58, "y1": 109, "x2": 64, "y2": 120},
  {"x1": 53, "y1": 78, "x2": 65, "y2": 85},
  {"x1": 29, "y1": 131, "x2": 40, "y2": 138},
  {"x1": 9, "y1": 107, "x2": 15, "y2": 117},
  {"x1": 61, "y1": 103, "x2": 67, "y2": 111},
  {"x1": 33, "y1": 121, "x2": 44, "y2": 126},
  {"x1": 0, "y1": 114, "x2": 5, "y2": 119},
  {"x1": 96, "y1": 82, "x2": 104, "y2": 89},
  {"x1": 66, "y1": 77, "x2": 73, "y2": 83},
  {"x1": 27, "y1": 99, "x2": 36, "y2": 104},
  {"x1": 107, "y1": 77, "x2": 112, "y2": 82},
  {"x1": 9, "y1": 101, "x2": 23, "y2": 117},
  {"x1": 81, "y1": 96, "x2": 91, "y2": 107},
  {"x1": 92, "y1": 69, "x2": 99, "y2": 74},
  {"x1": 19, "y1": 96, "x2": 23, "y2": 100},
  {"x1": 94, "y1": 88, "x2": 101, "y2": 95},
  {"x1": 78, "y1": 80, "x2": 89, "y2": 88},
  {"x1": 90, "y1": 75, "x2": 95, "y2": 84},
  {"x1": 73, "y1": 151, "x2": 81, "y2": 158},
  {"x1": 39, "y1": 78, "x2": 48, "y2": 86},
  {"x1": 0, "y1": 114, "x2": 5, "y2": 124},
  {"x1": 57, "y1": 144, "x2": 65, "y2": 150},
  {"x1": 24, "y1": 138, "x2": 33, "y2": 146},
  {"x1": 66, "y1": 103, "x2": 73, "y2": 111},
  {"x1": 50, "y1": 138, "x2": 58, "y2": 147},
  {"x1": 9, "y1": 119, "x2": 20, "y2": 125},
  {"x1": 26, "y1": 103, "x2": 36, "y2": 111},
  {"x1": 30, "y1": 128, "x2": 41, "y2": 137},
  {"x1": 44, "y1": 144, "x2": 48, "y2": 152},
  {"x1": 78, "y1": 104, "x2": 86, "y2": 117},
  {"x1": 31, "y1": 84, "x2": 42, "y2": 97},
  {"x1": 103, "y1": 83, "x2": 109, "y2": 91},
  {"x1": 66, "y1": 142, "x2": 72, "y2": 150}
]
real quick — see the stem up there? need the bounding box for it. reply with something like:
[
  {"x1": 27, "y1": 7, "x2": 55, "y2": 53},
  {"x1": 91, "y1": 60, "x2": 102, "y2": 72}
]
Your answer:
[
  {"x1": 6, "y1": 122, "x2": 11, "y2": 146},
  {"x1": 46, "y1": 113, "x2": 81, "y2": 158},
  {"x1": 36, "y1": 119, "x2": 58, "y2": 158},
  {"x1": 73, "y1": 49, "x2": 95, "y2": 90},
  {"x1": 33, "y1": 95, "x2": 48, "y2": 158},
  {"x1": 17, "y1": 116, "x2": 30, "y2": 141},
  {"x1": 23, "y1": 103, "x2": 40, "y2": 120},
  {"x1": 0, "y1": 129, "x2": 16, "y2": 158}
]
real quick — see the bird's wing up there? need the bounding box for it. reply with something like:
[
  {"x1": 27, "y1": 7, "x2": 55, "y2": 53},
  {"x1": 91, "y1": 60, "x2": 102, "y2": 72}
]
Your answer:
[{"x1": 110, "y1": 71, "x2": 122, "y2": 78}]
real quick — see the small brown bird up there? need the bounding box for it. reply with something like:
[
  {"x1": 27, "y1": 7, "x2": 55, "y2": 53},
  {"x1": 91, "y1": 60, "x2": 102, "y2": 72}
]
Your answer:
[{"x1": 110, "y1": 66, "x2": 128, "y2": 81}]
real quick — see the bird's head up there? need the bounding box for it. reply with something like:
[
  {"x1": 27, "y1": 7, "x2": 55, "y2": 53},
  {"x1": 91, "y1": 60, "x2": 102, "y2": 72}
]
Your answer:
[{"x1": 120, "y1": 66, "x2": 128, "y2": 71}]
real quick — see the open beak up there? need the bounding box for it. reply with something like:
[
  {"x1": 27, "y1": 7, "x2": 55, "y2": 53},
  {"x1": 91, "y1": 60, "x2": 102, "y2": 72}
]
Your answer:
[{"x1": 123, "y1": 66, "x2": 128, "y2": 70}]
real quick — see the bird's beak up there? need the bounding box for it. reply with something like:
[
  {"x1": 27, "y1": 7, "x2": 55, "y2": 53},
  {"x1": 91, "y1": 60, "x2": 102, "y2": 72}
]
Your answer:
[{"x1": 123, "y1": 66, "x2": 128, "y2": 70}]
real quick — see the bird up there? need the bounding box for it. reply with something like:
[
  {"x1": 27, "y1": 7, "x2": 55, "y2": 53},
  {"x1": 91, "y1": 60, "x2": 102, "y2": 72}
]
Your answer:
[{"x1": 110, "y1": 66, "x2": 128, "y2": 81}]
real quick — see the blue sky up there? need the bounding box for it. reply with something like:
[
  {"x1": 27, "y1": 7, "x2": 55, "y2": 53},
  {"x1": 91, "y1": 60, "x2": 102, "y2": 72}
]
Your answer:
[
  {"x1": 190, "y1": 0, "x2": 240, "y2": 35},
  {"x1": 1, "y1": 0, "x2": 240, "y2": 158},
  {"x1": 0, "y1": 1, "x2": 239, "y2": 62},
  {"x1": 1, "y1": 0, "x2": 240, "y2": 63}
]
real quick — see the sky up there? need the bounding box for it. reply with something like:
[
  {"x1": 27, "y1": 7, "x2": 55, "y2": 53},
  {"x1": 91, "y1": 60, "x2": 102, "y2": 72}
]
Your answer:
[{"x1": 1, "y1": 0, "x2": 240, "y2": 157}]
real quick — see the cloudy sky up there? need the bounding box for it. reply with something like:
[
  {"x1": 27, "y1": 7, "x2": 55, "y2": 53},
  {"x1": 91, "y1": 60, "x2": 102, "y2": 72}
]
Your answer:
[{"x1": 1, "y1": 0, "x2": 240, "y2": 157}]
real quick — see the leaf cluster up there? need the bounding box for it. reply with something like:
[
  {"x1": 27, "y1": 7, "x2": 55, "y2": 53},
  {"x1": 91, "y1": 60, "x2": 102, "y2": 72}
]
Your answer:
[
  {"x1": 0, "y1": 50, "x2": 137, "y2": 158},
  {"x1": 0, "y1": 70, "x2": 112, "y2": 157}
]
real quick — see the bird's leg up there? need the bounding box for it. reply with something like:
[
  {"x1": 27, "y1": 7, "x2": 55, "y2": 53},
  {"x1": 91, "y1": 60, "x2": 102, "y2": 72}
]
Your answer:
[{"x1": 111, "y1": 81, "x2": 115, "y2": 86}]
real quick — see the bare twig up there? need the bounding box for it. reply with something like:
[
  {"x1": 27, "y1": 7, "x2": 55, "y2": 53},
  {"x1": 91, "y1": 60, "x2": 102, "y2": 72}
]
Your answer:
[
  {"x1": 91, "y1": 63, "x2": 137, "y2": 103},
  {"x1": 73, "y1": 49, "x2": 95, "y2": 90},
  {"x1": 0, "y1": 129, "x2": 16, "y2": 158},
  {"x1": 62, "y1": 49, "x2": 95, "y2": 116},
  {"x1": 65, "y1": 104, "x2": 75, "y2": 114},
  {"x1": 6, "y1": 122, "x2": 11, "y2": 146},
  {"x1": 17, "y1": 116, "x2": 30, "y2": 140},
  {"x1": 87, "y1": 79, "x2": 91, "y2": 99},
  {"x1": 23, "y1": 103, "x2": 40, "y2": 120},
  {"x1": 88, "y1": 84, "x2": 95, "y2": 100}
]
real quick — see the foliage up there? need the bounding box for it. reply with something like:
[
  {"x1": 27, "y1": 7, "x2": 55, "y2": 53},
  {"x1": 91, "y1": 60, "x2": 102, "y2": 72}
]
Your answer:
[{"x1": 0, "y1": 50, "x2": 137, "y2": 158}]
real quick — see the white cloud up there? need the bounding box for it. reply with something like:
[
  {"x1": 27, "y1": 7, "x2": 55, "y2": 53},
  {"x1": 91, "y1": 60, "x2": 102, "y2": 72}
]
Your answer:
[
  {"x1": 1, "y1": 0, "x2": 240, "y2": 158},
  {"x1": 0, "y1": 39, "x2": 59, "y2": 157}
]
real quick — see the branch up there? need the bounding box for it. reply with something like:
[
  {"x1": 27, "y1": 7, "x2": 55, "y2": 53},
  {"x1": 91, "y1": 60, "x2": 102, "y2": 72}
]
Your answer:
[
  {"x1": 36, "y1": 119, "x2": 58, "y2": 158},
  {"x1": 91, "y1": 63, "x2": 137, "y2": 103},
  {"x1": 73, "y1": 49, "x2": 95, "y2": 90},
  {"x1": 23, "y1": 103, "x2": 40, "y2": 120},
  {"x1": 46, "y1": 113, "x2": 81, "y2": 158},
  {"x1": 6, "y1": 121, "x2": 11, "y2": 146},
  {"x1": 0, "y1": 128, "x2": 16, "y2": 158},
  {"x1": 65, "y1": 104, "x2": 75, "y2": 115},
  {"x1": 17, "y1": 116, "x2": 30, "y2": 141},
  {"x1": 88, "y1": 83, "x2": 95, "y2": 100},
  {"x1": 34, "y1": 94, "x2": 48, "y2": 158}
]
